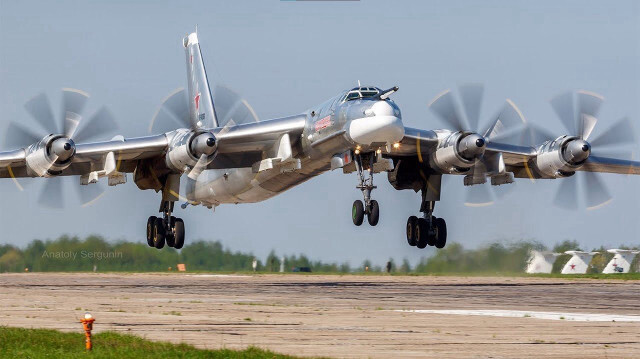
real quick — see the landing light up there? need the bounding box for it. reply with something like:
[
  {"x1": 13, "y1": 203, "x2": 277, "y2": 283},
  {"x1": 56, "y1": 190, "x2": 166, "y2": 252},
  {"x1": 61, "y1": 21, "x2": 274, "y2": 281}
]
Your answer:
[
  {"x1": 376, "y1": 149, "x2": 382, "y2": 154},
  {"x1": 393, "y1": 142, "x2": 400, "y2": 149},
  {"x1": 355, "y1": 149, "x2": 361, "y2": 155}
]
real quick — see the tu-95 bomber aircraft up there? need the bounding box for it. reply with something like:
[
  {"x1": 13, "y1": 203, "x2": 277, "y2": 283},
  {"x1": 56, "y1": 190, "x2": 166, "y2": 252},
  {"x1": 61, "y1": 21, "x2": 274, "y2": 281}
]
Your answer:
[{"x1": 1, "y1": 31, "x2": 640, "y2": 250}]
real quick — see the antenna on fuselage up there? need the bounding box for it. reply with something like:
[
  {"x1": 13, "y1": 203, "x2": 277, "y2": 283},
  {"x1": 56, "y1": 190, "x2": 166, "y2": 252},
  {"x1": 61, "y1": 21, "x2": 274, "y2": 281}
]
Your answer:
[{"x1": 357, "y1": 80, "x2": 361, "y2": 87}]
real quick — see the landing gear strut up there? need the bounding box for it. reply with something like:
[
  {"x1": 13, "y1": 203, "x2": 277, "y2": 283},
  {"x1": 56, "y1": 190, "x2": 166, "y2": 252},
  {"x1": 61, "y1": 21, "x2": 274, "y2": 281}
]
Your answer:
[
  {"x1": 352, "y1": 152, "x2": 380, "y2": 226},
  {"x1": 406, "y1": 187, "x2": 447, "y2": 249},
  {"x1": 146, "y1": 200, "x2": 185, "y2": 250}
]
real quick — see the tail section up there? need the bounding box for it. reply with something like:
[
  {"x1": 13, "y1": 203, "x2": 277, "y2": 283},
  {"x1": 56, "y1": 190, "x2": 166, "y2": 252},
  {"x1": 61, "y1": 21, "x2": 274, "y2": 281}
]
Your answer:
[
  {"x1": 561, "y1": 251, "x2": 598, "y2": 274},
  {"x1": 183, "y1": 31, "x2": 218, "y2": 128},
  {"x1": 603, "y1": 249, "x2": 639, "y2": 274},
  {"x1": 525, "y1": 250, "x2": 562, "y2": 274}
]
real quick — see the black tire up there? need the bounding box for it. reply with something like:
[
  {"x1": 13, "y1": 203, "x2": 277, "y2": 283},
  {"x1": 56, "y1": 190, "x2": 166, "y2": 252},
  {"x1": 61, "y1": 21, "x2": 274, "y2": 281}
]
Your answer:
[
  {"x1": 166, "y1": 216, "x2": 176, "y2": 248},
  {"x1": 416, "y1": 218, "x2": 429, "y2": 249},
  {"x1": 406, "y1": 216, "x2": 418, "y2": 246},
  {"x1": 352, "y1": 200, "x2": 364, "y2": 226},
  {"x1": 146, "y1": 216, "x2": 156, "y2": 247},
  {"x1": 153, "y1": 217, "x2": 165, "y2": 249},
  {"x1": 367, "y1": 200, "x2": 379, "y2": 226},
  {"x1": 435, "y1": 217, "x2": 447, "y2": 249},
  {"x1": 426, "y1": 216, "x2": 437, "y2": 247},
  {"x1": 173, "y1": 218, "x2": 185, "y2": 249}
]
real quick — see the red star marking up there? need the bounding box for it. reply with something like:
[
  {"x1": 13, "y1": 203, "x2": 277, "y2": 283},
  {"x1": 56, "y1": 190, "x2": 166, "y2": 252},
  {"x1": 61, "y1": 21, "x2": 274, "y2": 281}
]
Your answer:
[
  {"x1": 570, "y1": 264, "x2": 576, "y2": 270},
  {"x1": 194, "y1": 93, "x2": 201, "y2": 111},
  {"x1": 613, "y1": 263, "x2": 618, "y2": 267}
]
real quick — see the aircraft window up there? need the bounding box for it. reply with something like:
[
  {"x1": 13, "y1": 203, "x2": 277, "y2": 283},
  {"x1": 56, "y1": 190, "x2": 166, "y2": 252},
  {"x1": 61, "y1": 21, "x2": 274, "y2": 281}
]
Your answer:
[
  {"x1": 344, "y1": 87, "x2": 380, "y2": 101},
  {"x1": 347, "y1": 92, "x2": 360, "y2": 100}
]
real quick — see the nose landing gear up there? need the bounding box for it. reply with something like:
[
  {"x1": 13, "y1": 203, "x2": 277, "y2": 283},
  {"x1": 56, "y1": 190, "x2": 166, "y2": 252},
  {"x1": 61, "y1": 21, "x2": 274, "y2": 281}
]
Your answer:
[{"x1": 352, "y1": 152, "x2": 380, "y2": 226}]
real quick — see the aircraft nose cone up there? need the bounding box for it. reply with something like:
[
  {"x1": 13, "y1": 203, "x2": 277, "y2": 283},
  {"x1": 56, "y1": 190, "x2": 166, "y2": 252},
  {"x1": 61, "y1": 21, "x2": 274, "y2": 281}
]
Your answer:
[
  {"x1": 206, "y1": 137, "x2": 216, "y2": 147},
  {"x1": 475, "y1": 138, "x2": 485, "y2": 148},
  {"x1": 348, "y1": 101, "x2": 404, "y2": 146}
]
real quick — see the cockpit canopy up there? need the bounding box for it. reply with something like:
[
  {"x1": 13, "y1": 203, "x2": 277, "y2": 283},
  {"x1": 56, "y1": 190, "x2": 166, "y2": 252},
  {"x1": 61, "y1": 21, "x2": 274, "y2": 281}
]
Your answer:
[{"x1": 344, "y1": 87, "x2": 381, "y2": 101}]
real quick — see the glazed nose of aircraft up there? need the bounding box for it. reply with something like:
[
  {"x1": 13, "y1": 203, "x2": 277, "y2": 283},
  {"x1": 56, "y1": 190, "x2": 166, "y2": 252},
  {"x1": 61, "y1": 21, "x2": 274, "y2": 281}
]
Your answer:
[{"x1": 348, "y1": 101, "x2": 404, "y2": 146}]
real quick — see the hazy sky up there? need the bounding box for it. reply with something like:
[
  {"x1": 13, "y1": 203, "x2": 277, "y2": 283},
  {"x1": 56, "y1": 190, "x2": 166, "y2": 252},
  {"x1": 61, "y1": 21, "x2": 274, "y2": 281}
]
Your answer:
[{"x1": 1, "y1": 0, "x2": 639, "y2": 266}]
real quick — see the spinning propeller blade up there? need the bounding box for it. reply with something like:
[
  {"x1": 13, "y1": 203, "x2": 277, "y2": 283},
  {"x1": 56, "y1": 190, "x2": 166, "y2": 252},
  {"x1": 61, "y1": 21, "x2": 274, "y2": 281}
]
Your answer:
[
  {"x1": 549, "y1": 90, "x2": 633, "y2": 210},
  {"x1": 7, "y1": 88, "x2": 118, "y2": 208}
]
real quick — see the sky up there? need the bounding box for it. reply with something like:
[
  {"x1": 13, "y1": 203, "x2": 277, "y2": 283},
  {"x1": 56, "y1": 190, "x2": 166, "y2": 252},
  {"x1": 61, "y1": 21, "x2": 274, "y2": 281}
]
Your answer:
[{"x1": 0, "y1": 0, "x2": 639, "y2": 266}]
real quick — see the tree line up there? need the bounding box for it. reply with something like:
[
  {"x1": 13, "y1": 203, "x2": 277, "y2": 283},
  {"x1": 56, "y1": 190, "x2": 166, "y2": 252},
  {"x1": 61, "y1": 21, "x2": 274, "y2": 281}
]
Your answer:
[{"x1": 0, "y1": 236, "x2": 636, "y2": 273}]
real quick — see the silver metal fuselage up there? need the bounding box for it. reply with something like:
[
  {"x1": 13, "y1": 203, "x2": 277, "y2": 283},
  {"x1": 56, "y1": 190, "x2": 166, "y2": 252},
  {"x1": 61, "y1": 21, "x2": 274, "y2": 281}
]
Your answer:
[{"x1": 188, "y1": 90, "x2": 404, "y2": 207}]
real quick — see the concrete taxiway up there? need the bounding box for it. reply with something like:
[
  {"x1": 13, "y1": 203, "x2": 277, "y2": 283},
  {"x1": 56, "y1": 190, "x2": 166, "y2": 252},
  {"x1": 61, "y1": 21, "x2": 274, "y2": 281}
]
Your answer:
[{"x1": 0, "y1": 273, "x2": 638, "y2": 358}]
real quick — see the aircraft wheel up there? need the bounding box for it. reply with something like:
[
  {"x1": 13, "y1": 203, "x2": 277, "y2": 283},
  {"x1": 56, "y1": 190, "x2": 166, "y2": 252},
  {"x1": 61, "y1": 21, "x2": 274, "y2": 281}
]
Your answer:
[
  {"x1": 415, "y1": 218, "x2": 429, "y2": 249},
  {"x1": 426, "y1": 217, "x2": 437, "y2": 247},
  {"x1": 352, "y1": 200, "x2": 364, "y2": 226},
  {"x1": 166, "y1": 216, "x2": 176, "y2": 248},
  {"x1": 367, "y1": 200, "x2": 379, "y2": 226},
  {"x1": 173, "y1": 218, "x2": 185, "y2": 249},
  {"x1": 153, "y1": 217, "x2": 165, "y2": 249},
  {"x1": 406, "y1": 216, "x2": 418, "y2": 246},
  {"x1": 146, "y1": 216, "x2": 156, "y2": 247},
  {"x1": 434, "y1": 218, "x2": 447, "y2": 249}
]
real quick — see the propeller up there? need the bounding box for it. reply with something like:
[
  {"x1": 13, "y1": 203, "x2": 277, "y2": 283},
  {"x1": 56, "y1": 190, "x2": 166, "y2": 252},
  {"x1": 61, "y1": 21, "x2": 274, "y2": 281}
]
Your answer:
[
  {"x1": 149, "y1": 85, "x2": 259, "y2": 134},
  {"x1": 4, "y1": 88, "x2": 118, "y2": 208},
  {"x1": 149, "y1": 85, "x2": 259, "y2": 204},
  {"x1": 428, "y1": 84, "x2": 526, "y2": 206},
  {"x1": 548, "y1": 90, "x2": 635, "y2": 210}
]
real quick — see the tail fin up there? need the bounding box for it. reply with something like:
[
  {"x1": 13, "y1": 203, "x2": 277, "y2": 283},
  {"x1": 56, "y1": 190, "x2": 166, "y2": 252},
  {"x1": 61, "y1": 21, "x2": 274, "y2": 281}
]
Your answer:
[
  {"x1": 561, "y1": 251, "x2": 598, "y2": 274},
  {"x1": 525, "y1": 250, "x2": 562, "y2": 274},
  {"x1": 603, "y1": 249, "x2": 639, "y2": 274},
  {"x1": 183, "y1": 31, "x2": 218, "y2": 128}
]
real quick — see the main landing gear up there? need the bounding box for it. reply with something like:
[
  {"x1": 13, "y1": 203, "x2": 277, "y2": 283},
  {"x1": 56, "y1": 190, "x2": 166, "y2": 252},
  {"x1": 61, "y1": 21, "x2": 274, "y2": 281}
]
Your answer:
[
  {"x1": 406, "y1": 196, "x2": 447, "y2": 249},
  {"x1": 146, "y1": 201, "x2": 185, "y2": 250},
  {"x1": 351, "y1": 152, "x2": 380, "y2": 227}
]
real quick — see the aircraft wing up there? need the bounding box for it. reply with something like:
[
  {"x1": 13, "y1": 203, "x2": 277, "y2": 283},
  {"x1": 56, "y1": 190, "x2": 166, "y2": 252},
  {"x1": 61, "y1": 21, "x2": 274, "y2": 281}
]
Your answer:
[
  {"x1": 390, "y1": 127, "x2": 538, "y2": 165},
  {"x1": 577, "y1": 155, "x2": 640, "y2": 175},
  {"x1": 0, "y1": 115, "x2": 307, "y2": 179},
  {"x1": 0, "y1": 135, "x2": 169, "y2": 178},
  {"x1": 390, "y1": 126, "x2": 640, "y2": 178}
]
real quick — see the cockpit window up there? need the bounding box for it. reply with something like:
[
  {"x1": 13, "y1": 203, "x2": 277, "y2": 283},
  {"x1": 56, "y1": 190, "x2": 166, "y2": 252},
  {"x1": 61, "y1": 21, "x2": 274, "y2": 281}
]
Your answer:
[
  {"x1": 343, "y1": 87, "x2": 380, "y2": 101},
  {"x1": 347, "y1": 92, "x2": 360, "y2": 100}
]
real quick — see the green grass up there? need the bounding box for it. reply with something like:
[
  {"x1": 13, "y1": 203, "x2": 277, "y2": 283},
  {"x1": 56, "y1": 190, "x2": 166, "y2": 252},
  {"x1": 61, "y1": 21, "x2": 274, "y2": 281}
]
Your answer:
[{"x1": 0, "y1": 327, "x2": 304, "y2": 358}]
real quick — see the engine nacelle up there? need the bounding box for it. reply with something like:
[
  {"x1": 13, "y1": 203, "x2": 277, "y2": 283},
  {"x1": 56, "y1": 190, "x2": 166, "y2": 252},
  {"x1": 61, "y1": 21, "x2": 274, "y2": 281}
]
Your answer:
[
  {"x1": 25, "y1": 134, "x2": 76, "y2": 177},
  {"x1": 534, "y1": 136, "x2": 591, "y2": 178},
  {"x1": 429, "y1": 131, "x2": 486, "y2": 173},
  {"x1": 165, "y1": 129, "x2": 217, "y2": 173}
]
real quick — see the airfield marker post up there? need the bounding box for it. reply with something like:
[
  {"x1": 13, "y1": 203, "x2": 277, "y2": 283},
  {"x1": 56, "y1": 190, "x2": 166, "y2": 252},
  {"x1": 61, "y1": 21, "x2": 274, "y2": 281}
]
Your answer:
[{"x1": 80, "y1": 312, "x2": 95, "y2": 351}]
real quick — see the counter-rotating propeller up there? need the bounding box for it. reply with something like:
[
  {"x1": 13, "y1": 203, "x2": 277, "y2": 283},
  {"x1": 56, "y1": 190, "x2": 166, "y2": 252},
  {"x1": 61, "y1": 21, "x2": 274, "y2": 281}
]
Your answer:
[
  {"x1": 549, "y1": 90, "x2": 635, "y2": 210},
  {"x1": 429, "y1": 84, "x2": 527, "y2": 206},
  {"x1": 4, "y1": 88, "x2": 118, "y2": 207},
  {"x1": 150, "y1": 85, "x2": 259, "y2": 181}
]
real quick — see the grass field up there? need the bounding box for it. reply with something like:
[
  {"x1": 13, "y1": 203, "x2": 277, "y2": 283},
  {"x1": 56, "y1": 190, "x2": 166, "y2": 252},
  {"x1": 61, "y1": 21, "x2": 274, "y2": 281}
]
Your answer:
[{"x1": 0, "y1": 327, "x2": 303, "y2": 358}]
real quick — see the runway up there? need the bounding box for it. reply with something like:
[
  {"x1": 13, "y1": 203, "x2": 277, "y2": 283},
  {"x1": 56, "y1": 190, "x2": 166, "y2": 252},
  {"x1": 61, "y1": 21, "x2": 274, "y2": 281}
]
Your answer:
[{"x1": 0, "y1": 273, "x2": 638, "y2": 358}]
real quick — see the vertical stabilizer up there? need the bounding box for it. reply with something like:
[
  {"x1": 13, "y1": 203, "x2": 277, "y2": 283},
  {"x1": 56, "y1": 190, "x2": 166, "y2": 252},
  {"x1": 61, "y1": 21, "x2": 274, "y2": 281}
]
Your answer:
[
  {"x1": 603, "y1": 249, "x2": 639, "y2": 273},
  {"x1": 526, "y1": 250, "x2": 562, "y2": 274},
  {"x1": 183, "y1": 31, "x2": 218, "y2": 128},
  {"x1": 561, "y1": 251, "x2": 598, "y2": 274}
]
